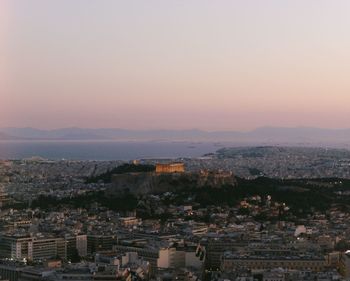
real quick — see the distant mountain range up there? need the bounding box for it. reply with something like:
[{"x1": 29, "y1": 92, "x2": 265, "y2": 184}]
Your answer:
[{"x1": 1, "y1": 127, "x2": 350, "y2": 144}]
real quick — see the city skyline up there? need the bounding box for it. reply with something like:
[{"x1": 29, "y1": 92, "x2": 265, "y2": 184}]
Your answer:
[
  {"x1": 2, "y1": 0, "x2": 350, "y2": 130},
  {"x1": 2, "y1": 2, "x2": 350, "y2": 279}
]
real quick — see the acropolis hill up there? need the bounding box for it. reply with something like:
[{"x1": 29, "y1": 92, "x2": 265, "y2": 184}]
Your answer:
[{"x1": 108, "y1": 166, "x2": 235, "y2": 196}]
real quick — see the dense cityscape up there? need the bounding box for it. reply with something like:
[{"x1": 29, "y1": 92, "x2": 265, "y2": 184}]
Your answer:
[
  {"x1": 3, "y1": 1, "x2": 350, "y2": 280},
  {"x1": 0, "y1": 147, "x2": 350, "y2": 280}
]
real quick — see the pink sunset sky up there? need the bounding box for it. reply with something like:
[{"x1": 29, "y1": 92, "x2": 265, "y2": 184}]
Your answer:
[{"x1": 1, "y1": 0, "x2": 350, "y2": 131}]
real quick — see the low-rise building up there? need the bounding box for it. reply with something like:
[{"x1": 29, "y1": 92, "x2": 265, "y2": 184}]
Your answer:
[{"x1": 221, "y1": 252, "x2": 326, "y2": 272}]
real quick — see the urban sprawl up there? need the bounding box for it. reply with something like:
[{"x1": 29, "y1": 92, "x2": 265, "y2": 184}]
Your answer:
[{"x1": 1, "y1": 147, "x2": 350, "y2": 281}]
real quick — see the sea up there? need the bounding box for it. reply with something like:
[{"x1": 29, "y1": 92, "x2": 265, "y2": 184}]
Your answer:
[
  {"x1": 0, "y1": 140, "x2": 224, "y2": 161},
  {"x1": 1, "y1": 140, "x2": 346, "y2": 161}
]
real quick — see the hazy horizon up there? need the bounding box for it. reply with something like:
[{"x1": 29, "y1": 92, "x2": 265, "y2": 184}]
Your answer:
[
  {"x1": 2, "y1": 125, "x2": 350, "y2": 132},
  {"x1": 2, "y1": 1, "x2": 350, "y2": 130}
]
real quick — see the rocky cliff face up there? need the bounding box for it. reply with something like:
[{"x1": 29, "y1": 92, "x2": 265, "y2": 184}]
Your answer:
[{"x1": 107, "y1": 171, "x2": 236, "y2": 196}]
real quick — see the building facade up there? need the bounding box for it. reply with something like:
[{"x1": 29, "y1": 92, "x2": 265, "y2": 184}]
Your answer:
[
  {"x1": 155, "y1": 163, "x2": 185, "y2": 174},
  {"x1": 0, "y1": 235, "x2": 67, "y2": 261}
]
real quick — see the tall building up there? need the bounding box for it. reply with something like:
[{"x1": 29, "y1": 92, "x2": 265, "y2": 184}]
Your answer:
[
  {"x1": 87, "y1": 235, "x2": 117, "y2": 254},
  {"x1": 0, "y1": 234, "x2": 67, "y2": 261},
  {"x1": 65, "y1": 234, "x2": 87, "y2": 258},
  {"x1": 0, "y1": 264, "x2": 21, "y2": 281}
]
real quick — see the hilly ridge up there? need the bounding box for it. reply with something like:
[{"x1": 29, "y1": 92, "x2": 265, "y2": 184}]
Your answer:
[{"x1": 1, "y1": 127, "x2": 350, "y2": 145}]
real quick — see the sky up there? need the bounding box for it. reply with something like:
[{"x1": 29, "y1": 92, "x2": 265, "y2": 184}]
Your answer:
[{"x1": 1, "y1": 0, "x2": 350, "y2": 131}]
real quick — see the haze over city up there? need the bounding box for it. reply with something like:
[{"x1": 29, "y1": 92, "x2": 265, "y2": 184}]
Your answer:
[
  {"x1": 3, "y1": 2, "x2": 350, "y2": 281},
  {"x1": 2, "y1": 0, "x2": 350, "y2": 130}
]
